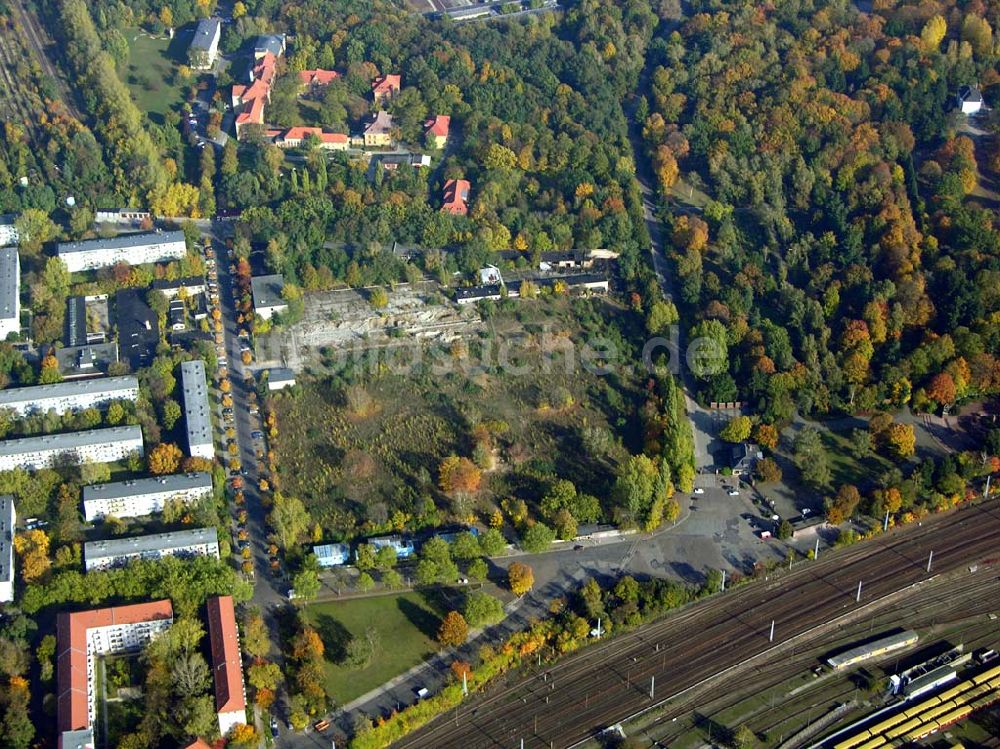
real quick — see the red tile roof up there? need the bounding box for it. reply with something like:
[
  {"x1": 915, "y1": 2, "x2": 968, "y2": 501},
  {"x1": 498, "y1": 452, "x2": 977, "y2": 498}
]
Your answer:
[
  {"x1": 298, "y1": 69, "x2": 340, "y2": 86},
  {"x1": 425, "y1": 115, "x2": 451, "y2": 138},
  {"x1": 57, "y1": 600, "x2": 174, "y2": 736},
  {"x1": 234, "y1": 53, "x2": 278, "y2": 134},
  {"x1": 182, "y1": 740, "x2": 213, "y2": 749},
  {"x1": 442, "y1": 178, "x2": 471, "y2": 216},
  {"x1": 207, "y1": 595, "x2": 245, "y2": 715},
  {"x1": 372, "y1": 74, "x2": 401, "y2": 96}
]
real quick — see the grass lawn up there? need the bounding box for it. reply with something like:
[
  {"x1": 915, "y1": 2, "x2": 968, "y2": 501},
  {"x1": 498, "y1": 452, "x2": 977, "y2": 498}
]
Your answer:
[
  {"x1": 302, "y1": 592, "x2": 445, "y2": 704},
  {"x1": 123, "y1": 30, "x2": 188, "y2": 123},
  {"x1": 819, "y1": 427, "x2": 894, "y2": 489}
]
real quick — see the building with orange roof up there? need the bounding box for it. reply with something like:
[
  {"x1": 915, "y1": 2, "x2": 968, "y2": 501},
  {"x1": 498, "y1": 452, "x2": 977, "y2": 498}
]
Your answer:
[
  {"x1": 182, "y1": 739, "x2": 213, "y2": 749},
  {"x1": 371, "y1": 74, "x2": 401, "y2": 106},
  {"x1": 207, "y1": 595, "x2": 246, "y2": 736},
  {"x1": 441, "y1": 179, "x2": 471, "y2": 216},
  {"x1": 274, "y1": 127, "x2": 349, "y2": 151},
  {"x1": 298, "y1": 69, "x2": 340, "y2": 91},
  {"x1": 424, "y1": 115, "x2": 451, "y2": 148},
  {"x1": 363, "y1": 110, "x2": 396, "y2": 147},
  {"x1": 57, "y1": 600, "x2": 174, "y2": 749},
  {"x1": 233, "y1": 52, "x2": 279, "y2": 139}
]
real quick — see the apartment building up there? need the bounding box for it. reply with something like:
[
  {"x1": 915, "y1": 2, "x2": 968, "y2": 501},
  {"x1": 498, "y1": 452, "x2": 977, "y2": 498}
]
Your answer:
[
  {"x1": 0, "y1": 247, "x2": 19, "y2": 340},
  {"x1": 82, "y1": 472, "x2": 212, "y2": 522},
  {"x1": 0, "y1": 425, "x2": 143, "y2": 472},
  {"x1": 83, "y1": 527, "x2": 219, "y2": 571},
  {"x1": 207, "y1": 595, "x2": 247, "y2": 736},
  {"x1": 180, "y1": 360, "x2": 214, "y2": 460},
  {"x1": 57, "y1": 600, "x2": 174, "y2": 749},
  {"x1": 189, "y1": 17, "x2": 222, "y2": 69},
  {"x1": 0, "y1": 376, "x2": 138, "y2": 418},
  {"x1": 0, "y1": 495, "x2": 13, "y2": 603},
  {"x1": 56, "y1": 231, "x2": 187, "y2": 273}
]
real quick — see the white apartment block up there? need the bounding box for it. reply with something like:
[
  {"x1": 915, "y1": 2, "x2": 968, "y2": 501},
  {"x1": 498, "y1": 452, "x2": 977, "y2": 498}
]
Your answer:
[
  {"x1": 0, "y1": 247, "x2": 19, "y2": 341},
  {"x1": 0, "y1": 495, "x2": 14, "y2": 603},
  {"x1": 0, "y1": 425, "x2": 143, "y2": 472},
  {"x1": 56, "y1": 230, "x2": 187, "y2": 273},
  {"x1": 82, "y1": 472, "x2": 212, "y2": 522},
  {"x1": 0, "y1": 376, "x2": 138, "y2": 418},
  {"x1": 0, "y1": 215, "x2": 18, "y2": 248},
  {"x1": 180, "y1": 360, "x2": 214, "y2": 460},
  {"x1": 57, "y1": 600, "x2": 174, "y2": 749},
  {"x1": 84, "y1": 527, "x2": 219, "y2": 571}
]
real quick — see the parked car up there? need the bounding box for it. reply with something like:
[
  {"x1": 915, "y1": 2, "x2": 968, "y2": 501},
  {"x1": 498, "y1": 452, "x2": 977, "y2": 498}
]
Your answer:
[
  {"x1": 270, "y1": 716, "x2": 279, "y2": 738},
  {"x1": 693, "y1": 488, "x2": 705, "y2": 495},
  {"x1": 251, "y1": 430, "x2": 263, "y2": 440},
  {"x1": 727, "y1": 489, "x2": 740, "y2": 496}
]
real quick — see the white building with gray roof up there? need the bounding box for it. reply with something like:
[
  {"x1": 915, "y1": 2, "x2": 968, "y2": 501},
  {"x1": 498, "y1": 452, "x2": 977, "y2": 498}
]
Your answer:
[
  {"x1": 82, "y1": 472, "x2": 212, "y2": 522},
  {"x1": 84, "y1": 526, "x2": 219, "y2": 571},
  {"x1": 0, "y1": 495, "x2": 13, "y2": 602},
  {"x1": 0, "y1": 248, "x2": 19, "y2": 341},
  {"x1": 0, "y1": 376, "x2": 138, "y2": 418},
  {"x1": 0, "y1": 425, "x2": 143, "y2": 472},
  {"x1": 189, "y1": 17, "x2": 222, "y2": 70},
  {"x1": 180, "y1": 360, "x2": 213, "y2": 460},
  {"x1": 56, "y1": 230, "x2": 187, "y2": 273}
]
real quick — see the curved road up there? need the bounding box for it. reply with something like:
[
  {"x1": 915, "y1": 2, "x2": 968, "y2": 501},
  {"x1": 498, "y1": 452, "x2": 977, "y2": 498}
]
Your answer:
[{"x1": 392, "y1": 500, "x2": 1000, "y2": 748}]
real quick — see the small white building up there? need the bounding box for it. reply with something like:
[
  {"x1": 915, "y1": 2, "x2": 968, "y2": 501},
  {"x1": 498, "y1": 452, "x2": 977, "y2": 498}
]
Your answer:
[
  {"x1": 314, "y1": 542, "x2": 350, "y2": 567},
  {"x1": 84, "y1": 527, "x2": 219, "y2": 571},
  {"x1": 266, "y1": 367, "x2": 296, "y2": 391},
  {"x1": 180, "y1": 360, "x2": 214, "y2": 460},
  {"x1": 0, "y1": 247, "x2": 19, "y2": 341},
  {"x1": 957, "y1": 85, "x2": 983, "y2": 115},
  {"x1": 82, "y1": 472, "x2": 213, "y2": 522},
  {"x1": 0, "y1": 376, "x2": 138, "y2": 418},
  {"x1": 189, "y1": 17, "x2": 222, "y2": 70},
  {"x1": 251, "y1": 274, "x2": 287, "y2": 320},
  {"x1": 56, "y1": 231, "x2": 187, "y2": 273},
  {"x1": 0, "y1": 425, "x2": 143, "y2": 472},
  {"x1": 0, "y1": 495, "x2": 14, "y2": 603}
]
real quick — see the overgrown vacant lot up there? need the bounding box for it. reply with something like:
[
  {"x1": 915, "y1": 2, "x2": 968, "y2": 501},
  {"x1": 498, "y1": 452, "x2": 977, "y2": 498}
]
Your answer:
[
  {"x1": 123, "y1": 29, "x2": 187, "y2": 122},
  {"x1": 303, "y1": 592, "x2": 444, "y2": 704},
  {"x1": 272, "y1": 297, "x2": 647, "y2": 538}
]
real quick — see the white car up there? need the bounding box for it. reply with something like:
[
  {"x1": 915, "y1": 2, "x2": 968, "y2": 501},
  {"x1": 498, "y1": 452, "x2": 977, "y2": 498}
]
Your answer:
[
  {"x1": 693, "y1": 488, "x2": 705, "y2": 495},
  {"x1": 727, "y1": 489, "x2": 740, "y2": 496}
]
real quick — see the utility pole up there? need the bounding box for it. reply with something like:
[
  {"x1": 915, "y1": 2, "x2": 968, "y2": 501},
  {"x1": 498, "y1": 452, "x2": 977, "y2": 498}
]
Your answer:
[
  {"x1": 463, "y1": 670, "x2": 468, "y2": 696},
  {"x1": 985, "y1": 473, "x2": 992, "y2": 499},
  {"x1": 883, "y1": 510, "x2": 889, "y2": 532},
  {"x1": 721, "y1": 569, "x2": 726, "y2": 591},
  {"x1": 856, "y1": 580, "x2": 863, "y2": 603},
  {"x1": 769, "y1": 619, "x2": 775, "y2": 642},
  {"x1": 650, "y1": 676, "x2": 655, "y2": 700},
  {"x1": 814, "y1": 537, "x2": 820, "y2": 560},
  {"x1": 927, "y1": 550, "x2": 933, "y2": 573}
]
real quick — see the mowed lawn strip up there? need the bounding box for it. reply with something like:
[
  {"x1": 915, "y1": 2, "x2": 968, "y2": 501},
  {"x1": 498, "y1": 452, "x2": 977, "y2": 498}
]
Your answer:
[{"x1": 303, "y1": 592, "x2": 444, "y2": 704}]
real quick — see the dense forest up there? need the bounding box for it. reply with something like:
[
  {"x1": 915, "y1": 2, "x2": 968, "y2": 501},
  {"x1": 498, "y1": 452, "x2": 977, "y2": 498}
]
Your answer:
[{"x1": 642, "y1": 0, "x2": 1000, "y2": 422}]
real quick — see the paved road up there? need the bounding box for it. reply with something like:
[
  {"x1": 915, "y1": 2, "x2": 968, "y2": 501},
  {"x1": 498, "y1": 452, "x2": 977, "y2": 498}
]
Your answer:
[{"x1": 392, "y1": 499, "x2": 1000, "y2": 748}]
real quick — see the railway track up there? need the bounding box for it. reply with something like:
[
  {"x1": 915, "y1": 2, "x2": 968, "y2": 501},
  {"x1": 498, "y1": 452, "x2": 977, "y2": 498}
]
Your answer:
[
  {"x1": 393, "y1": 501, "x2": 1000, "y2": 749},
  {"x1": 0, "y1": 18, "x2": 38, "y2": 134}
]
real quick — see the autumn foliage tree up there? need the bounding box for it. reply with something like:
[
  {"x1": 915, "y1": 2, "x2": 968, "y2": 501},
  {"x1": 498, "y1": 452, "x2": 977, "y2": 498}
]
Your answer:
[
  {"x1": 825, "y1": 484, "x2": 862, "y2": 525},
  {"x1": 507, "y1": 561, "x2": 534, "y2": 596},
  {"x1": 438, "y1": 456, "x2": 482, "y2": 494},
  {"x1": 13, "y1": 530, "x2": 51, "y2": 583},
  {"x1": 437, "y1": 611, "x2": 468, "y2": 648},
  {"x1": 926, "y1": 372, "x2": 957, "y2": 407},
  {"x1": 884, "y1": 423, "x2": 916, "y2": 459},
  {"x1": 148, "y1": 442, "x2": 182, "y2": 475}
]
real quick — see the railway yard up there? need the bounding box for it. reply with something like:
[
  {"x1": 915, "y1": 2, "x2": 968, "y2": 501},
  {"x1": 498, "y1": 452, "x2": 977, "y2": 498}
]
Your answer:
[{"x1": 393, "y1": 500, "x2": 1000, "y2": 749}]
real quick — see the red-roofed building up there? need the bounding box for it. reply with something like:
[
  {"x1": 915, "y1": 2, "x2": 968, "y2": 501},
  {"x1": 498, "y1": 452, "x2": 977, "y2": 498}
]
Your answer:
[
  {"x1": 372, "y1": 74, "x2": 401, "y2": 106},
  {"x1": 182, "y1": 740, "x2": 214, "y2": 749},
  {"x1": 274, "y1": 127, "x2": 349, "y2": 151},
  {"x1": 441, "y1": 179, "x2": 471, "y2": 216},
  {"x1": 207, "y1": 595, "x2": 246, "y2": 736},
  {"x1": 233, "y1": 52, "x2": 278, "y2": 139},
  {"x1": 298, "y1": 69, "x2": 340, "y2": 91},
  {"x1": 424, "y1": 115, "x2": 451, "y2": 148},
  {"x1": 57, "y1": 600, "x2": 174, "y2": 749}
]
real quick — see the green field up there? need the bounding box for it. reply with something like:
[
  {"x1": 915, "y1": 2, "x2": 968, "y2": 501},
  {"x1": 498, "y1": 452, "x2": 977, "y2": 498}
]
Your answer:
[
  {"x1": 303, "y1": 592, "x2": 445, "y2": 704},
  {"x1": 123, "y1": 30, "x2": 188, "y2": 122}
]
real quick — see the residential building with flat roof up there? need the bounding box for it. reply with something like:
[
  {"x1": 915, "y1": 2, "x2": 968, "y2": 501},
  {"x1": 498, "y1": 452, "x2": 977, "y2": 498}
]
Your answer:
[
  {"x1": 0, "y1": 425, "x2": 143, "y2": 472},
  {"x1": 151, "y1": 276, "x2": 206, "y2": 299},
  {"x1": 189, "y1": 17, "x2": 221, "y2": 69},
  {"x1": 314, "y1": 542, "x2": 349, "y2": 567},
  {"x1": 250, "y1": 274, "x2": 287, "y2": 320},
  {"x1": 55, "y1": 343, "x2": 119, "y2": 380},
  {"x1": 207, "y1": 595, "x2": 247, "y2": 736},
  {"x1": 0, "y1": 215, "x2": 18, "y2": 248},
  {"x1": 56, "y1": 231, "x2": 186, "y2": 273},
  {"x1": 0, "y1": 376, "x2": 138, "y2": 418},
  {"x1": 0, "y1": 495, "x2": 13, "y2": 602},
  {"x1": 57, "y1": 600, "x2": 174, "y2": 749},
  {"x1": 84, "y1": 527, "x2": 219, "y2": 571},
  {"x1": 181, "y1": 360, "x2": 213, "y2": 459},
  {"x1": 0, "y1": 247, "x2": 19, "y2": 341},
  {"x1": 266, "y1": 367, "x2": 295, "y2": 391},
  {"x1": 82, "y1": 472, "x2": 212, "y2": 522},
  {"x1": 367, "y1": 534, "x2": 415, "y2": 559}
]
